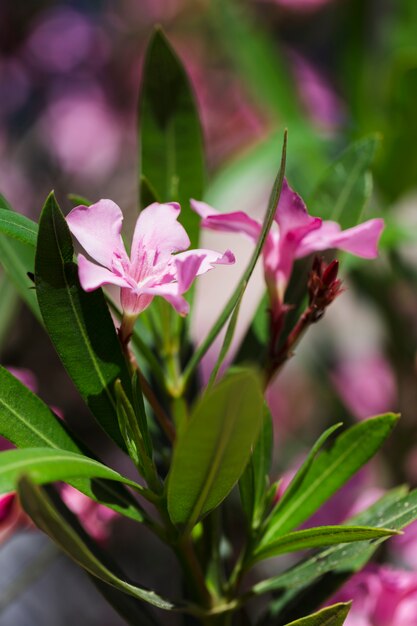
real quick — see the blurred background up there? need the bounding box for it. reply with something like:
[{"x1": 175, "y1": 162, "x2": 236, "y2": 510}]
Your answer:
[{"x1": 1, "y1": 0, "x2": 417, "y2": 624}]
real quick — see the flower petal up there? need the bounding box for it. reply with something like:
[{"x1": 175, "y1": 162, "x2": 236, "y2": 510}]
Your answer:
[
  {"x1": 296, "y1": 218, "x2": 384, "y2": 259},
  {"x1": 275, "y1": 179, "x2": 320, "y2": 238},
  {"x1": 140, "y1": 283, "x2": 190, "y2": 316},
  {"x1": 66, "y1": 199, "x2": 127, "y2": 268},
  {"x1": 131, "y1": 203, "x2": 190, "y2": 266},
  {"x1": 175, "y1": 248, "x2": 235, "y2": 286},
  {"x1": 191, "y1": 199, "x2": 262, "y2": 241},
  {"x1": 77, "y1": 254, "x2": 132, "y2": 292}
]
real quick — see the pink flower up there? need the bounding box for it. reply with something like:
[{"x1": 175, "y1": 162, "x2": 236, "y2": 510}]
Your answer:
[
  {"x1": 331, "y1": 354, "x2": 397, "y2": 421},
  {"x1": 59, "y1": 484, "x2": 117, "y2": 543},
  {"x1": 66, "y1": 200, "x2": 235, "y2": 318},
  {"x1": 328, "y1": 565, "x2": 417, "y2": 626},
  {"x1": 192, "y1": 179, "x2": 383, "y2": 308}
]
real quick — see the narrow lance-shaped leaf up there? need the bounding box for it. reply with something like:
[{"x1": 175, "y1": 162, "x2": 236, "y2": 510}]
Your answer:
[
  {"x1": 167, "y1": 369, "x2": 264, "y2": 531},
  {"x1": 35, "y1": 192, "x2": 133, "y2": 450},
  {"x1": 250, "y1": 525, "x2": 398, "y2": 565},
  {"x1": 239, "y1": 405, "x2": 273, "y2": 529},
  {"x1": 139, "y1": 28, "x2": 205, "y2": 246},
  {"x1": 0, "y1": 208, "x2": 38, "y2": 247},
  {"x1": 18, "y1": 476, "x2": 182, "y2": 612},
  {"x1": 283, "y1": 603, "x2": 351, "y2": 626},
  {"x1": 260, "y1": 414, "x2": 398, "y2": 545},
  {"x1": 0, "y1": 447, "x2": 143, "y2": 495},
  {"x1": 0, "y1": 276, "x2": 19, "y2": 348},
  {"x1": 0, "y1": 366, "x2": 145, "y2": 523}
]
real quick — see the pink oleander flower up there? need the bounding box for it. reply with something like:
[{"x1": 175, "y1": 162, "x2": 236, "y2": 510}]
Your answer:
[
  {"x1": 331, "y1": 354, "x2": 397, "y2": 421},
  {"x1": 191, "y1": 179, "x2": 383, "y2": 310},
  {"x1": 66, "y1": 200, "x2": 235, "y2": 323},
  {"x1": 328, "y1": 565, "x2": 417, "y2": 626}
]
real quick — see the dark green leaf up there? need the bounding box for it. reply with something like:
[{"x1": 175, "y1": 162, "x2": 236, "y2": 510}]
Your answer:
[
  {"x1": 0, "y1": 366, "x2": 145, "y2": 522},
  {"x1": 239, "y1": 405, "x2": 273, "y2": 529},
  {"x1": 283, "y1": 603, "x2": 351, "y2": 626},
  {"x1": 261, "y1": 414, "x2": 398, "y2": 543},
  {"x1": 167, "y1": 369, "x2": 264, "y2": 531},
  {"x1": 0, "y1": 447, "x2": 142, "y2": 494},
  {"x1": 251, "y1": 525, "x2": 397, "y2": 564},
  {"x1": 18, "y1": 476, "x2": 181, "y2": 611},
  {"x1": 67, "y1": 194, "x2": 92, "y2": 207},
  {"x1": 309, "y1": 135, "x2": 380, "y2": 227},
  {"x1": 35, "y1": 192, "x2": 132, "y2": 450},
  {"x1": 139, "y1": 28, "x2": 205, "y2": 246},
  {"x1": 0, "y1": 275, "x2": 19, "y2": 349},
  {"x1": 0, "y1": 208, "x2": 38, "y2": 247}
]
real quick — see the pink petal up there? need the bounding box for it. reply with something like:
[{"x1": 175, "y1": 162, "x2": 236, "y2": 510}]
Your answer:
[
  {"x1": 77, "y1": 254, "x2": 131, "y2": 291},
  {"x1": 175, "y1": 248, "x2": 235, "y2": 291},
  {"x1": 140, "y1": 283, "x2": 190, "y2": 316},
  {"x1": 296, "y1": 218, "x2": 384, "y2": 259},
  {"x1": 191, "y1": 199, "x2": 262, "y2": 241},
  {"x1": 275, "y1": 179, "x2": 321, "y2": 238},
  {"x1": 131, "y1": 203, "x2": 190, "y2": 266},
  {"x1": 66, "y1": 199, "x2": 127, "y2": 268}
]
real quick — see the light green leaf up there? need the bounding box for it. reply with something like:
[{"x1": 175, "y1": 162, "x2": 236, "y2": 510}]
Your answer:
[
  {"x1": 239, "y1": 405, "x2": 273, "y2": 529},
  {"x1": 0, "y1": 208, "x2": 38, "y2": 247},
  {"x1": 18, "y1": 476, "x2": 181, "y2": 612},
  {"x1": 251, "y1": 525, "x2": 398, "y2": 564},
  {"x1": 139, "y1": 28, "x2": 205, "y2": 247},
  {"x1": 261, "y1": 414, "x2": 398, "y2": 544},
  {"x1": 309, "y1": 135, "x2": 380, "y2": 227},
  {"x1": 35, "y1": 192, "x2": 133, "y2": 450},
  {"x1": 0, "y1": 275, "x2": 19, "y2": 349},
  {"x1": 283, "y1": 603, "x2": 351, "y2": 626},
  {"x1": 167, "y1": 369, "x2": 264, "y2": 531},
  {"x1": 0, "y1": 447, "x2": 142, "y2": 495},
  {"x1": 0, "y1": 366, "x2": 145, "y2": 523}
]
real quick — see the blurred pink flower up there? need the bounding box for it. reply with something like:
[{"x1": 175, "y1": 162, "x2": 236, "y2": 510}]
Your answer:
[
  {"x1": 40, "y1": 89, "x2": 123, "y2": 181},
  {"x1": 289, "y1": 51, "x2": 346, "y2": 131},
  {"x1": 329, "y1": 565, "x2": 417, "y2": 626},
  {"x1": 24, "y1": 8, "x2": 108, "y2": 73},
  {"x1": 192, "y1": 179, "x2": 383, "y2": 309},
  {"x1": 59, "y1": 484, "x2": 117, "y2": 543},
  {"x1": 391, "y1": 519, "x2": 417, "y2": 571},
  {"x1": 67, "y1": 199, "x2": 235, "y2": 317},
  {"x1": 331, "y1": 354, "x2": 397, "y2": 420}
]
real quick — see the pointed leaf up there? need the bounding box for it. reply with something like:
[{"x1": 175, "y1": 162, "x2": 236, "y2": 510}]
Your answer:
[
  {"x1": 0, "y1": 275, "x2": 19, "y2": 348},
  {"x1": 283, "y1": 603, "x2": 351, "y2": 626},
  {"x1": 167, "y1": 369, "x2": 264, "y2": 530},
  {"x1": 35, "y1": 192, "x2": 133, "y2": 450},
  {"x1": 0, "y1": 366, "x2": 145, "y2": 522},
  {"x1": 251, "y1": 525, "x2": 398, "y2": 564},
  {"x1": 18, "y1": 476, "x2": 181, "y2": 611},
  {"x1": 139, "y1": 28, "x2": 205, "y2": 246},
  {"x1": 261, "y1": 414, "x2": 398, "y2": 543}
]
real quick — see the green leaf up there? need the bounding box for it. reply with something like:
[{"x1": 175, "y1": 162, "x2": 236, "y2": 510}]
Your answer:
[
  {"x1": 0, "y1": 208, "x2": 38, "y2": 247},
  {"x1": 261, "y1": 414, "x2": 398, "y2": 543},
  {"x1": 251, "y1": 487, "x2": 415, "y2": 598},
  {"x1": 182, "y1": 131, "x2": 287, "y2": 386},
  {"x1": 18, "y1": 476, "x2": 181, "y2": 612},
  {"x1": 0, "y1": 200, "x2": 40, "y2": 320},
  {"x1": 283, "y1": 603, "x2": 351, "y2": 626},
  {"x1": 251, "y1": 525, "x2": 398, "y2": 564},
  {"x1": 269, "y1": 424, "x2": 342, "y2": 525},
  {"x1": 167, "y1": 369, "x2": 264, "y2": 530},
  {"x1": 139, "y1": 28, "x2": 205, "y2": 246},
  {"x1": 309, "y1": 135, "x2": 380, "y2": 227},
  {"x1": 0, "y1": 447, "x2": 142, "y2": 495},
  {"x1": 239, "y1": 405, "x2": 273, "y2": 529},
  {"x1": 35, "y1": 192, "x2": 132, "y2": 450},
  {"x1": 67, "y1": 194, "x2": 92, "y2": 207},
  {"x1": 0, "y1": 365, "x2": 144, "y2": 523},
  {"x1": 0, "y1": 275, "x2": 19, "y2": 349}
]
